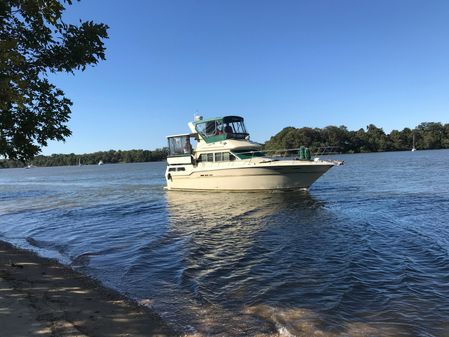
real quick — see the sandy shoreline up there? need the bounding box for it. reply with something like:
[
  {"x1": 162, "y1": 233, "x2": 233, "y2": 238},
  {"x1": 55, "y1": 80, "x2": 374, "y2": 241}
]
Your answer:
[{"x1": 0, "y1": 240, "x2": 176, "y2": 337}]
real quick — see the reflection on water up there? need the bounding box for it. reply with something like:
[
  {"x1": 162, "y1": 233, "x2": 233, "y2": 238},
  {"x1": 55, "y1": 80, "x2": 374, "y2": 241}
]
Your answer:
[
  {"x1": 1, "y1": 151, "x2": 449, "y2": 336},
  {"x1": 162, "y1": 191, "x2": 321, "y2": 335},
  {"x1": 164, "y1": 191, "x2": 329, "y2": 336}
]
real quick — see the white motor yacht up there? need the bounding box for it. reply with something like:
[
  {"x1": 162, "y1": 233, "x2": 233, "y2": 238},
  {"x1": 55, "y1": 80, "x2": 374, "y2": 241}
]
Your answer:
[{"x1": 165, "y1": 116, "x2": 337, "y2": 191}]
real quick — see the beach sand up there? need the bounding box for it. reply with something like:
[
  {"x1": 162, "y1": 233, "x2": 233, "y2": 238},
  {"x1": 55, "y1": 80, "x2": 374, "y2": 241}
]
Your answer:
[{"x1": 0, "y1": 240, "x2": 176, "y2": 337}]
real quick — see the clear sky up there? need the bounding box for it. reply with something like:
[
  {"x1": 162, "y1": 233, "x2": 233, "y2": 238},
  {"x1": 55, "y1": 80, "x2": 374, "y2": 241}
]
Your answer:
[{"x1": 43, "y1": 0, "x2": 449, "y2": 154}]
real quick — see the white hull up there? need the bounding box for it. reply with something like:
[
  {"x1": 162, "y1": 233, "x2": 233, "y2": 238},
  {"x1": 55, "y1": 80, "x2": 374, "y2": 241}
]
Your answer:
[{"x1": 165, "y1": 161, "x2": 333, "y2": 191}]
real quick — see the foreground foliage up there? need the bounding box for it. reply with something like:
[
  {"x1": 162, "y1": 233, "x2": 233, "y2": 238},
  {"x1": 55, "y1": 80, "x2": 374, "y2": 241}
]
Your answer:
[{"x1": 0, "y1": 0, "x2": 108, "y2": 162}]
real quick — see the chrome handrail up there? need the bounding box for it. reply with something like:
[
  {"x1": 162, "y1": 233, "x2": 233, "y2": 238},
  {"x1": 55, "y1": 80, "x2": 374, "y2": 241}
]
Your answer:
[{"x1": 230, "y1": 146, "x2": 341, "y2": 160}]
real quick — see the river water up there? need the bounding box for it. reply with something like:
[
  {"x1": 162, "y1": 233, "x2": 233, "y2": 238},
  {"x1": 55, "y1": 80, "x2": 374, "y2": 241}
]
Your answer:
[{"x1": 1, "y1": 150, "x2": 449, "y2": 336}]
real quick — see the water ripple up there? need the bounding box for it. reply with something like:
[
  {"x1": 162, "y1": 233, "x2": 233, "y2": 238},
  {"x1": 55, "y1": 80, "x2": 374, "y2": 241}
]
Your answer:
[{"x1": 1, "y1": 153, "x2": 449, "y2": 336}]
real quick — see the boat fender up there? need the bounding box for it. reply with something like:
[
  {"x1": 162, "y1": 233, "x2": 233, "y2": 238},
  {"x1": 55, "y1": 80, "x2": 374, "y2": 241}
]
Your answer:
[
  {"x1": 305, "y1": 147, "x2": 311, "y2": 160},
  {"x1": 298, "y1": 146, "x2": 306, "y2": 160}
]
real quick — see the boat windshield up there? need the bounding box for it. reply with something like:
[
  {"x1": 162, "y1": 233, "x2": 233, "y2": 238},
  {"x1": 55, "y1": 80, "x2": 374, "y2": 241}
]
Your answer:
[
  {"x1": 167, "y1": 135, "x2": 192, "y2": 156},
  {"x1": 232, "y1": 149, "x2": 265, "y2": 159},
  {"x1": 195, "y1": 116, "x2": 249, "y2": 143}
]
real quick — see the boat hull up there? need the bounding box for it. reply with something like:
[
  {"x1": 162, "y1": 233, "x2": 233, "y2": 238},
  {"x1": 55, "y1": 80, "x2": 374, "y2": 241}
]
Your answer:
[{"x1": 165, "y1": 163, "x2": 333, "y2": 191}]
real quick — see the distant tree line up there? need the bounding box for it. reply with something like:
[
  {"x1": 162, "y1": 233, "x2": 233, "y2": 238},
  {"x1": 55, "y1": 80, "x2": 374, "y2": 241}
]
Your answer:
[
  {"x1": 264, "y1": 122, "x2": 449, "y2": 154},
  {"x1": 2, "y1": 122, "x2": 449, "y2": 168},
  {"x1": 0, "y1": 148, "x2": 168, "y2": 168}
]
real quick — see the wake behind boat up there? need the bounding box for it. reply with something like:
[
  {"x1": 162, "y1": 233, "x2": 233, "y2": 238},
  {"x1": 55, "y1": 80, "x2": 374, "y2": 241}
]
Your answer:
[{"x1": 165, "y1": 116, "x2": 339, "y2": 191}]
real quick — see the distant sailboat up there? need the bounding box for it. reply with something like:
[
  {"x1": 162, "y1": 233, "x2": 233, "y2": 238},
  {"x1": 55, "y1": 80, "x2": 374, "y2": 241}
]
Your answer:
[
  {"x1": 411, "y1": 134, "x2": 416, "y2": 152},
  {"x1": 98, "y1": 160, "x2": 104, "y2": 166},
  {"x1": 78, "y1": 158, "x2": 82, "y2": 166}
]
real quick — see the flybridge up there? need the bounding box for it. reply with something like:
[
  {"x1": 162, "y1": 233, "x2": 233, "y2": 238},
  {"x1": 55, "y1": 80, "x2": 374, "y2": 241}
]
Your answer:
[
  {"x1": 193, "y1": 116, "x2": 249, "y2": 143},
  {"x1": 166, "y1": 115, "x2": 250, "y2": 157}
]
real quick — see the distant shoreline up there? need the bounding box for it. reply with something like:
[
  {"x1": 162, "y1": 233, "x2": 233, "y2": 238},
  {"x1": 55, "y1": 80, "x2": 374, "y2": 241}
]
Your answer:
[
  {"x1": 2, "y1": 148, "x2": 449, "y2": 169},
  {"x1": 0, "y1": 160, "x2": 166, "y2": 169},
  {"x1": 0, "y1": 148, "x2": 167, "y2": 169}
]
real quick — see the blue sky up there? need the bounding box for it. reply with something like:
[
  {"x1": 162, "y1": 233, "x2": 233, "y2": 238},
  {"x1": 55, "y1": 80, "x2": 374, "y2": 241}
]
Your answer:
[{"x1": 44, "y1": 0, "x2": 449, "y2": 154}]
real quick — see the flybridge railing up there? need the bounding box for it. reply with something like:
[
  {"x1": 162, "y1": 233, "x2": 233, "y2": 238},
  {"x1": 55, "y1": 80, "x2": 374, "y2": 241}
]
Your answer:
[
  {"x1": 312, "y1": 146, "x2": 341, "y2": 156},
  {"x1": 230, "y1": 148, "x2": 302, "y2": 159},
  {"x1": 229, "y1": 147, "x2": 344, "y2": 166}
]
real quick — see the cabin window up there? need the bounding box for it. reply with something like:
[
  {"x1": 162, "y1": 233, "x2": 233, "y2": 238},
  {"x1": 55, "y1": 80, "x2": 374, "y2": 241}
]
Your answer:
[
  {"x1": 222, "y1": 117, "x2": 248, "y2": 140},
  {"x1": 205, "y1": 122, "x2": 215, "y2": 135},
  {"x1": 199, "y1": 153, "x2": 214, "y2": 162},
  {"x1": 199, "y1": 152, "x2": 235, "y2": 162},
  {"x1": 224, "y1": 121, "x2": 246, "y2": 135},
  {"x1": 167, "y1": 136, "x2": 192, "y2": 156},
  {"x1": 215, "y1": 153, "x2": 223, "y2": 162},
  {"x1": 214, "y1": 152, "x2": 236, "y2": 161},
  {"x1": 177, "y1": 167, "x2": 185, "y2": 171},
  {"x1": 196, "y1": 120, "x2": 224, "y2": 138},
  {"x1": 169, "y1": 168, "x2": 176, "y2": 172}
]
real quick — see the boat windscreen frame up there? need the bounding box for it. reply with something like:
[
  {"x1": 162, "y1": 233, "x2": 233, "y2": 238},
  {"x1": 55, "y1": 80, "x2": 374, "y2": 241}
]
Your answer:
[{"x1": 232, "y1": 149, "x2": 266, "y2": 159}]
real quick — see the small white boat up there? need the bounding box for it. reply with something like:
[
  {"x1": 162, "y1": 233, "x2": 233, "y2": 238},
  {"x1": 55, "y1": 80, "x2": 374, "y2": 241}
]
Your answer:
[
  {"x1": 165, "y1": 116, "x2": 339, "y2": 191},
  {"x1": 98, "y1": 160, "x2": 104, "y2": 165},
  {"x1": 411, "y1": 134, "x2": 416, "y2": 151}
]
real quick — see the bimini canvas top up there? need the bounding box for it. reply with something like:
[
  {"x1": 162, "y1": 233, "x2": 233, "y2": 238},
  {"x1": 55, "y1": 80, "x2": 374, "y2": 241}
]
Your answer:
[{"x1": 193, "y1": 116, "x2": 249, "y2": 143}]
